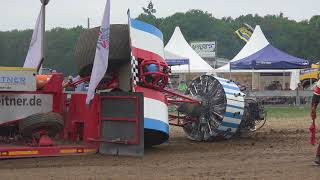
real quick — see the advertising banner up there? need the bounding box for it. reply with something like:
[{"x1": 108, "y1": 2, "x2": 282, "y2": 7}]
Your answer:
[
  {"x1": 0, "y1": 68, "x2": 37, "y2": 92},
  {"x1": 0, "y1": 93, "x2": 53, "y2": 124},
  {"x1": 191, "y1": 41, "x2": 216, "y2": 58}
]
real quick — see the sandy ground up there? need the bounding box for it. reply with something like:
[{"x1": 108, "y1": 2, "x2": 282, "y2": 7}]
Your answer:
[{"x1": 0, "y1": 117, "x2": 319, "y2": 180}]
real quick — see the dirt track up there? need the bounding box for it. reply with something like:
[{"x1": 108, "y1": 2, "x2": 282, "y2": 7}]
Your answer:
[{"x1": 0, "y1": 117, "x2": 319, "y2": 180}]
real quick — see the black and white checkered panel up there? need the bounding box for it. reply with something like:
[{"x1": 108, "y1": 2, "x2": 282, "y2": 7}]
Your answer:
[
  {"x1": 167, "y1": 67, "x2": 172, "y2": 88},
  {"x1": 131, "y1": 54, "x2": 139, "y2": 86}
]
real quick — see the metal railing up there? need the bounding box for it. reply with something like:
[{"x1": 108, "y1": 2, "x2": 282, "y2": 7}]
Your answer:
[{"x1": 245, "y1": 90, "x2": 313, "y2": 106}]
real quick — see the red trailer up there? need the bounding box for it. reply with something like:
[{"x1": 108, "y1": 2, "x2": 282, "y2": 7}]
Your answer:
[{"x1": 0, "y1": 68, "x2": 144, "y2": 158}]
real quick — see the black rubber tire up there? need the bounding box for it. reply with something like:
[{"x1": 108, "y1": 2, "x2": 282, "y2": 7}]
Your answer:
[
  {"x1": 19, "y1": 112, "x2": 64, "y2": 138},
  {"x1": 74, "y1": 24, "x2": 131, "y2": 77}
]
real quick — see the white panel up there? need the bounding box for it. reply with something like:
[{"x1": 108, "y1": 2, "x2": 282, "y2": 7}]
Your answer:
[
  {"x1": 131, "y1": 28, "x2": 165, "y2": 59},
  {"x1": 228, "y1": 99, "x2": 245, "y2": 108},
  {"x1": 226, "y1": 94, "x2": 245, "y2": 102},
  {"x1": 224, "y1": 88, "x2": 245, "y2": 97},
  {"x1": 144, "y1": 97, "x2": 168, "y2": 124},
  {"x1": 0, "y1": 94, "x2": 53, "y2": 124},
  {"x1": 226, "y1": 106, "x2": 244, "y2": 115},
  {"x1": 223, "y1": 116, "x2": 242, "y2": 125},
  {"x1": 0, "y1": 69, "x2": 36, "y2": 92}
]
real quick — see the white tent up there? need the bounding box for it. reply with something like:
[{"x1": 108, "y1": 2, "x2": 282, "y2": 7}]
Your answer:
[
  {"x1": 165, "y1": 27, "x2": 214, "y2": 73},
  {"x1": 216, "y1": 25, "x2": 269, "y2": 72},
  {"x1": 216, "y1": 25, "x2": 301, "y2": 90}
]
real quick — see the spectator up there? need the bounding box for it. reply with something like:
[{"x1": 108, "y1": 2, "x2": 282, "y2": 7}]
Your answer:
[
  {"x1": 284, "y1": 83, "x2": 290, "y2": 90},
  {"x1": 178, "y1": 80, "x2": 188, "y2": 92},
  {"x1": 62, "y1": 75, "x2": 73, "y2": 88},
  {"x1": 297, "y1": 83, "x2": 303, "y2": 90}
]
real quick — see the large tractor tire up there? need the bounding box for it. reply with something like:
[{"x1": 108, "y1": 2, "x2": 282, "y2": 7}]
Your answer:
[
  {"x1": 181, "y1": 75, "x2": 227, "y2": 141},
  {"x1": 74, "y1": 24, "x2": 131, "y2": 77},
  {"x1": 19, "y1": 112, "x2": 64, "y2": 138}
]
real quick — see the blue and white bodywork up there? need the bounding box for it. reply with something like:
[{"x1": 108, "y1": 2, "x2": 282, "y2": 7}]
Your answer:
[
  {"x1": 215, "y1": 77, "x2": 245, "y2": 139},
  {"x1": 182, "y1": 75, "x2": 246, "y2": 141}
]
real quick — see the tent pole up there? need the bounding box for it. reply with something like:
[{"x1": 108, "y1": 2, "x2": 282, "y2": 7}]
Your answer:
[
  {"x1": 310, "y1": 77, "x2": 312, "y2": 89},
  {"x1": 252, "y1": 68, "x2": 254, "y2": 90},
  {"x1": 283, "y1": 69, "x2": 285, "y2": 90},
  {"x1": 258, "y1": 72, "x2": 260, "y2": 90},
  {"x1": 188, "y1": 63, "x2": 191, "y2": 81}
]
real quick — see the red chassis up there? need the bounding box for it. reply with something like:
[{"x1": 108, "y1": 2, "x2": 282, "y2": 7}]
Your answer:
[
  {"x1": 161, "y1": 89, "x2": 201, "y2": 127},
  {"x1": 0, "y1": 71, "x2": 197, "y2": 158},
  {"x1": 0, "y1": 73, "x2": 113, "y2": 159}
]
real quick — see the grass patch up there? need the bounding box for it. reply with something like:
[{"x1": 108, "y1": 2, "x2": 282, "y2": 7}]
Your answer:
[{"x1": 265, "y1": 106, "x2": 318, "y2": 119}]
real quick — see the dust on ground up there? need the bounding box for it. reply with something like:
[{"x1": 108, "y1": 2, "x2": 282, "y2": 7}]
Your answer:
[{"x1": 0, "y1": 117, "x2": 319, "y2": 180}]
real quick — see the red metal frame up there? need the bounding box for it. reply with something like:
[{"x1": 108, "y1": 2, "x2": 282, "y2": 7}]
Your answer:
[
  {"x1": 0, "y1": 74, "x2": 102, "y2": 158},
  {"x1": 139, "y1": 59, "x2": 170, "y2": 90},
  {"x1": 93, "y1": 95, "x2": 141, "y2": 145},
  {"x1": 161, "y1": 88, "x2": 201, "y2": 127},
  {"x1": 68, "y1": 73, "x2": 119, "y2": 90},
  {"x1": 0, "y1": 64, "x2": 197, "y2": 158}
]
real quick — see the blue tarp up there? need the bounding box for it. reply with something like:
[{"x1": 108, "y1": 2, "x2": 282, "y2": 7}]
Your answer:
[
  {"x1": 165, "y1": 51, "x2": 189, "y2": 66},
  {"x1": 166, "y1": 59, "x2": 190, "y2": 66},
  {"x1": 230, "y1": 44, "x2": 310, "y2": 70}
]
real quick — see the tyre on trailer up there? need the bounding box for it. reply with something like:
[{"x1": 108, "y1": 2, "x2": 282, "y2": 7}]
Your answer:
[
  {"x1": 19, "y1": 112, "x2": 64, "y2": 138},
  {"x1": 74, "y1": 24, "x2": 131, "y2": 77}
]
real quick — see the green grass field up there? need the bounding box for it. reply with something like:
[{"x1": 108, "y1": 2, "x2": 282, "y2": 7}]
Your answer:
[{"x1": 266, "y1": 106, "x2": 317, "y2": 119}]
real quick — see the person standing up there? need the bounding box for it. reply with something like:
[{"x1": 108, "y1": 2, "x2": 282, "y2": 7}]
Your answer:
[{"x1": 178, "y1": 80, "x2": 188, "y2": 92}]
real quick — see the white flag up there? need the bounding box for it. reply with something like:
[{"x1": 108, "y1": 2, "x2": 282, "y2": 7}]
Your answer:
[
  {"x1": 24, "y1": 9, "x2": 43, "y2": 69},
  {"x1": 86, "y1": 0, "x2": 111, "y2": 104}
]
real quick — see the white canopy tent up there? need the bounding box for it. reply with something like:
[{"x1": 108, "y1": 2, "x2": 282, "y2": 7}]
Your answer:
[
  {"x1": 165, "y1": 27, "x2": 214, "y2": 73},
  {"x1": 216, "y1": 25, "x2": 301, "y2": 90},
  {"x1": 217, "y1": 26, "x2": 269, "y2": 72}
]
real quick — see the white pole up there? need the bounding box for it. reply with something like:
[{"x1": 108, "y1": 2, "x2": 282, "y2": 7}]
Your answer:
[
  {"x1": 252, "y1": 68, "x2": 254, "y2": 90},
  {"x1": 39, "y1": 3, "x2": 45, "y2": 74},
  {"x1": 39, "y1": 0, "x2": 49, "y2": 74},
  {"x1": 283, "y1": 69, "x2": 285, "y2": 90}
]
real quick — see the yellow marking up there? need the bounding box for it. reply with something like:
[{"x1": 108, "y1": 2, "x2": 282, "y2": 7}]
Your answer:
[
  {"x1": 8, "y1": 150, "x2": 38, "y2": 156},
  {"x1": 77, "y1": 149, "x2": 83, "y2": 153},
  {"x1": 1, "y1": 152, "x2": 8, "y2": 156},
  {"x1": 60, "y1": 149, "x2": 77, "y2": 154},
  {"x1": 84, "y1": 148, "x2": 97, "y2": 153},
  {"x1": 0, "y1": 67, "x2": 36, "y2": 71}
]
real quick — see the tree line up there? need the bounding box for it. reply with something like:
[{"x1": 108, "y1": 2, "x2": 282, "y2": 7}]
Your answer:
[{"x1": 1, "y1": 10, "x2": 320, "y2": 75}]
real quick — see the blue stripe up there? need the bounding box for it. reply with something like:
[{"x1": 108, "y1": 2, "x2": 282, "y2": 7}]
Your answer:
[
  {"x1": 227, "y1": 104, "x2": 244, "y2": 110},
  {"x1": 221, "y1": 122, "x2": 239, "y2": 128},
  {"x1": 130, "y1": 19, "x2": 163, "y2": 40},
  {"x1": 222, "y1": 84, "x2": 240, "y2": 91},
  {"x1": 215, "y1": 77, "x2": 229, "y2": 83},
  {"x1": 224, "y1": 112, "x2": 242, "y2": 119},
  {"x1": 144, "y1": 118, "x2": 169, "y2": 135},
  {"x1": 216, "y1": 77, "x2": 236, "y2": 84}
]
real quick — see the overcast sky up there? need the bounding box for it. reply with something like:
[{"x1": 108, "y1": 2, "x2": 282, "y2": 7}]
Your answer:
[{"x1": 0, "y1": 0, "x2": 319, "y2": 31}]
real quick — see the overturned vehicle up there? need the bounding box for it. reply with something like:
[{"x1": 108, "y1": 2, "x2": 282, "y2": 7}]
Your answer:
[{"x1": 74, "y1": 20, "x2": 267, "y2": 145}]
